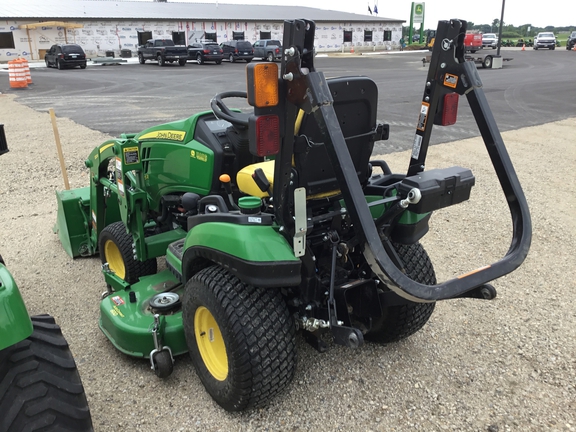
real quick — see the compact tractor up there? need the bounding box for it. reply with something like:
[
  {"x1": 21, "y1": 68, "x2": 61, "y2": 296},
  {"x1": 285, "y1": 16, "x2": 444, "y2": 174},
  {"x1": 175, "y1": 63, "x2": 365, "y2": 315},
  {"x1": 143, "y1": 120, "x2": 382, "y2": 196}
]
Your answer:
[
  {"x1": 55, "y1": 19, "x2": 532, "y2": 411},
  {"x1": 0, "y1": 130, "x2": 93, "y2": 431}
]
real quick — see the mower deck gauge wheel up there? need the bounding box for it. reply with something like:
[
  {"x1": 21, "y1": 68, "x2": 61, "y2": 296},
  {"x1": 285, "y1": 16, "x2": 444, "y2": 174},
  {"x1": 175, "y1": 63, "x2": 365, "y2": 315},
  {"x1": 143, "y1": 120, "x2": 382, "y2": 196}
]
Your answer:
[
  {"x1": 151, "y1": 349, "x2": 174, "y2": 378},
  {"x1": 150, "y1": 292, "x2": 181, "y2": 313}
]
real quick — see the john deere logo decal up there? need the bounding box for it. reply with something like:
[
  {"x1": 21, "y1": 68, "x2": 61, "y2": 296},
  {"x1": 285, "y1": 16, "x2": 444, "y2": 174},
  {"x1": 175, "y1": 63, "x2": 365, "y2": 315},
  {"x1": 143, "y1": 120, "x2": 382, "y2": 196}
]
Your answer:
[{"x1": 139, "y1": 130, "x2": 186, "y2": 141}]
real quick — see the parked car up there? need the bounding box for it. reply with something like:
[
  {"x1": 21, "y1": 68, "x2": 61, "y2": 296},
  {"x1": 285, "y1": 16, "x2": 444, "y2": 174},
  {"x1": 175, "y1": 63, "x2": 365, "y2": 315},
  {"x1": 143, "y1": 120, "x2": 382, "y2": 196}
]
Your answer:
[
  {"x1": 566, "y1": 31, "x2": 576, "y2": 50},
  {"x1": 188, "y1": 42, "x2": 223, "y2": 64},
  {"x1": 534, "y1": 32, "x2": 556, "y2": 50},
  {"x1": 137, "y1": 39, "x2": 188, "y2": 66},
  {"x1": 252, "y1": 39, "x2": 282, "y2": 62},
  {"x1": 482, "y1": 33, "x2": 498, "y2": 49},
  {"x1": 220, "y1": 40, "x2": 254, "y2": 63},
  {"x1": 45, "y1": 44, "x2": 87, "y2": 70},
  {"x1": 464, "y1": 31, "x2": 483, "y2": 53}
]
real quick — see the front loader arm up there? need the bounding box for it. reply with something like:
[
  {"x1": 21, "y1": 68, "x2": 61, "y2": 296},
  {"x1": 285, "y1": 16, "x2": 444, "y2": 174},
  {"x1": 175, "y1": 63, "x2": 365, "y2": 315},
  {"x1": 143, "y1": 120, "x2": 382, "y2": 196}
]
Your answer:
[
  {"x1": 86, "y1": 139, "x2": 149, "y2": 260},
  {"x1": 280, "y1": 19, "x2": 531, "y2": 302}
]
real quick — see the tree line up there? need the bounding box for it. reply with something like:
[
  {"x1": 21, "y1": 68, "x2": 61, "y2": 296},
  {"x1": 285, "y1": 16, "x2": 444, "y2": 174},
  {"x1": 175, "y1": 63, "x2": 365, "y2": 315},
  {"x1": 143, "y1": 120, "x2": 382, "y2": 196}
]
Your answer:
[
  {"x1": 468, "y1": 20, "x2": 574, "y2": 37},
  {"x1": 413, "y1": 20, "x2": 574, "y2": 39}
]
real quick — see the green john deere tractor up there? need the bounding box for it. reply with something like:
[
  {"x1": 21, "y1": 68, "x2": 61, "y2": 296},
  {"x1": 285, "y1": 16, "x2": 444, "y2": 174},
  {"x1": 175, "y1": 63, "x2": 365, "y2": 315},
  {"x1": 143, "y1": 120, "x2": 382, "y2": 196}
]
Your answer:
[
  {"x1": 54, "y1": 19, "x2": 531, "y2": 412},
  {"x1": 0, "y1": 129, "x2": 93, "y2": 431}
]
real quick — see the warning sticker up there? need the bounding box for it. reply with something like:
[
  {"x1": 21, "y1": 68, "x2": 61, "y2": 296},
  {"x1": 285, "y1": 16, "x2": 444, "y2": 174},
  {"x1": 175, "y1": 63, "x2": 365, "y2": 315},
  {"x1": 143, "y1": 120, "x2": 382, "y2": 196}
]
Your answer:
[
  {"x1": 115, "y1": 157, "x2": 124, "y2": 196},
  {"x1": 111, "y1": 295, "x2": 125, "y2": 306},
  {"x1": 411, "y1": 134, "x2": 423, "y2": 160},
  {"x1": 123, "y1": 146, "x2": 140, "y2": 164},
  {"x1": 443, "y1": 73, "x2": 458, "y2": 89},
  {"x1": 416, "y1": 102, "x2": 430, "y2": 131}
]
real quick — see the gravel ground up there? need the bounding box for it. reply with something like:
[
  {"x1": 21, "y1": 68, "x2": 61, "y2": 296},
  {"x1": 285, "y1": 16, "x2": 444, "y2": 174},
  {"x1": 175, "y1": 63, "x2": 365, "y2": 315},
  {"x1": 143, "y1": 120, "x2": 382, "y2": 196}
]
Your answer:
[{"x1": 1, "y1": 93, "x2": 575, "y2": 432}]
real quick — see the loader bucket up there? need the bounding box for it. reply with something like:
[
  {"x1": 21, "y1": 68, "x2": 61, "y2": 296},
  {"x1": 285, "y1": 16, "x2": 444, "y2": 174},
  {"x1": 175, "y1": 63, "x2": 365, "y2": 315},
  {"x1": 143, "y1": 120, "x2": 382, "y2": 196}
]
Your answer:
[{"x1": 54, "y1": 187, "x2": 93, "y2": 258}]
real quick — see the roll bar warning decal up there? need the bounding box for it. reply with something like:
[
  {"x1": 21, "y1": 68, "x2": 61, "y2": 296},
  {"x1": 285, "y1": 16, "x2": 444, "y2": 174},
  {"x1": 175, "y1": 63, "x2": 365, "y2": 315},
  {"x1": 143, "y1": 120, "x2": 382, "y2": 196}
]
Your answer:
[{"x1": 416, "y1": 102, "x2": 430, "y2": 131}]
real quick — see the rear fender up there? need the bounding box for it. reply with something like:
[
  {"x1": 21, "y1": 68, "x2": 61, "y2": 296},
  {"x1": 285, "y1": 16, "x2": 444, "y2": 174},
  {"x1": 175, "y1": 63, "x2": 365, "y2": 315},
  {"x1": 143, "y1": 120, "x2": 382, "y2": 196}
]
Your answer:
[{"x1": 182, "y1": 222, "x2": 301, "y2": 287}]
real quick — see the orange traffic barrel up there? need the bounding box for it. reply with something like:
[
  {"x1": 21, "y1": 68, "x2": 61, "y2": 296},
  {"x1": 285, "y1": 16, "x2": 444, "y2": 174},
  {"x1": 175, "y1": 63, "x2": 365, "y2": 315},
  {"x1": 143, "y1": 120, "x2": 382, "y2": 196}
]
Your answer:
[
  {"x1": 8, "y1": 60, "x2": 28, "y2": 89},
  {"x1": 20, "y1": 58, "x2": 32, "y2": 84}
]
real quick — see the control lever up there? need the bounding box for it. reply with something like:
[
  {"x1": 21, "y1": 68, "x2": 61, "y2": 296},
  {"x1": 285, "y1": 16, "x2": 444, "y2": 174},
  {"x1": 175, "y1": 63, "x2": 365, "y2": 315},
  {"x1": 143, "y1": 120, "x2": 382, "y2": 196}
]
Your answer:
[{"x1": 219, "y1": 174, "x2": 239, "y2": 210}]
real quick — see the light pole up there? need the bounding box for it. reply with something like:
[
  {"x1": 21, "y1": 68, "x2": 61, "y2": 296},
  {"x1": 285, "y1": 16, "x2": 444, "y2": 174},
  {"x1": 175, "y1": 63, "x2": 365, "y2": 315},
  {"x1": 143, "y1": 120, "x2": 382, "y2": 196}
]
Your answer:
[{"x1": 496, "y1": 0, "x2": 505, "y2": 57}]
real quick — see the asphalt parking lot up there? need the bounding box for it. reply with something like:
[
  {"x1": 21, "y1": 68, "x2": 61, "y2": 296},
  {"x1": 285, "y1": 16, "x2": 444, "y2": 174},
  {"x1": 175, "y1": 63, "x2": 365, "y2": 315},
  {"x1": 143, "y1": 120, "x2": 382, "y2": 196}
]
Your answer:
[{"x1": 1, "y1": 47, "x2": 575, "y2": 154}]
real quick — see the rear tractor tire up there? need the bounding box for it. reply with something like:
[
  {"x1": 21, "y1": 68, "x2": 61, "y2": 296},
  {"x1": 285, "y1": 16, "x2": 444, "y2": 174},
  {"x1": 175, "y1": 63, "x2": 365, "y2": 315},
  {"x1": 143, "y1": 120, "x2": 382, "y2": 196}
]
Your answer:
[
  {"x1": 98, "y1": 221, "x2": 157, "y2": 285},
  {"x1": 183, "y1": 265, "x2": 296, "y2": 411},
  {"x1": 366, "y1": 242, "x2": 436, "y2": 344},
  {"x1": 0, "y1": 315, "x2": 93, "y2": 431}
]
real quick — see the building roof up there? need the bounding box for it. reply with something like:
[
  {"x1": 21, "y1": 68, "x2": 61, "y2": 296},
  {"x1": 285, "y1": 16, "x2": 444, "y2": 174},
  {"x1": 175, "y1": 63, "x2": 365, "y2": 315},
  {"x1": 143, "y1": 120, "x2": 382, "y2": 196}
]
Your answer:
[{"x1": 2, "y1": 0, "x2": 403, "y2": 23}]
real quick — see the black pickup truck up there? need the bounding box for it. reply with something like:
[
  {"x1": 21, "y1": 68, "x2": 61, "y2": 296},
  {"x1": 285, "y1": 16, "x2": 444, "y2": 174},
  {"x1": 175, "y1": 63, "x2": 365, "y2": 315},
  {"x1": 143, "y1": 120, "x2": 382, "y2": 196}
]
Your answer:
[
  {"x1": 137, "y1": 39, "x2": 188, "y2": 66},
  {"x1": 252, "y1": 39, "x2": 283, "y2": 62}
]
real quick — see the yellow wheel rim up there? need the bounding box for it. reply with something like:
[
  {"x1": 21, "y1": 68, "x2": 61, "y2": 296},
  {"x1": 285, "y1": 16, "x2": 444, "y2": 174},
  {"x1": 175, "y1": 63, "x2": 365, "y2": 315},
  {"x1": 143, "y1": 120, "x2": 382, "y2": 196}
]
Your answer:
[
  {"x1": 194, "y1": 306, "x2": 228, "y2": 381},
  {"x1": 104, "y1": 240, "x2": 125, "y2": 280}
]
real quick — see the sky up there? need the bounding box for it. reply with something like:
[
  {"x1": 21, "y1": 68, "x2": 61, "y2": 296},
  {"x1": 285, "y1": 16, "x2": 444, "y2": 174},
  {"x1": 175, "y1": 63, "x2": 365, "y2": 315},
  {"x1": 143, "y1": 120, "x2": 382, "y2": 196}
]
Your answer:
[{"x1": 146, "y1": 0, "x2": 574, "y2": 29}]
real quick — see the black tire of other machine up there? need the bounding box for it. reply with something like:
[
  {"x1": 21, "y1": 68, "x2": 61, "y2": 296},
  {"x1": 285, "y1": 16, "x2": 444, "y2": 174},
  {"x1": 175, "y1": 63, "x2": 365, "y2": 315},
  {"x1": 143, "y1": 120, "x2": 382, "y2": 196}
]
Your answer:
[{"x1": 0, "y1": 315, "x2": 93, "y2": 431}]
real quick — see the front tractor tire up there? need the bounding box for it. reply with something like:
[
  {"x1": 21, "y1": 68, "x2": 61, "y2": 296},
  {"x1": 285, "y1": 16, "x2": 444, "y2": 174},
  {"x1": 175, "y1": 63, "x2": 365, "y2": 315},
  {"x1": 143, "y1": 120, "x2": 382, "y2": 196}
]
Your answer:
[
  {"x1": 98, "y1": 221, "x2": 157, "y2": 285},
  {"x1": 183, "y1": 266, "x2": 296, "y2": 411},
  {"x1": 366, "y1": 242, "x2": 437, "y2": 344},
  {"x1": 0, "y1": 315, "x2": 93, "y2": 431}
]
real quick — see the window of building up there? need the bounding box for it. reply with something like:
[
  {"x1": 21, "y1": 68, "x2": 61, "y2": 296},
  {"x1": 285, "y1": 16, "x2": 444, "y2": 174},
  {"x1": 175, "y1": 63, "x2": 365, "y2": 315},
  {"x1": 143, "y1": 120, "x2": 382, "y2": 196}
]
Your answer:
[
  {"x1": 232, "y1": 31, "x2": 245, "y2": 40},
  {"x1": 364, "y1": 30, "x2": 373, "y2": 42},
  {"x1": 260, "y1": 31, "x2": 271, "y2": 39},
  {"x1": 204, "y1": 32, "x2": 217, "y2": 42},
  {"x1": 383, "y1": 30, "x2": 392, "y2": 41},
  {"x1": 0, "y1": 32, "x2": 15, "y2": 49},
  {"x1": 343, "y1": 30, "x2": 352, "y2": 43},
  {"x1": 172, "y1": 31, "x2": 185, "y2": 45},
  {"x1": 137, "y1": 31, "x2": 153, "y2": 46}
]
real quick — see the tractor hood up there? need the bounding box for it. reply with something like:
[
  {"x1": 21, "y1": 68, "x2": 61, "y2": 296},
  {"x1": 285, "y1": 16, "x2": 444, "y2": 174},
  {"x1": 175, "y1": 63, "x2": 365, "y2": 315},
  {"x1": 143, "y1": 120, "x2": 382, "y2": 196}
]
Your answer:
[{"x1": 135, "y1": 115, "x2": 202, "y2": 144}]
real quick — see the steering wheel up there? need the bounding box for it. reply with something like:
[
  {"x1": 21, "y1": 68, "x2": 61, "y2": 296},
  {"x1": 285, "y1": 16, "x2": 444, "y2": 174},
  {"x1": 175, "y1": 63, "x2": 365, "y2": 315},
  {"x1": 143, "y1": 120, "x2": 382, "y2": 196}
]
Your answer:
[{"x1": 210, "y1": 91, "x2": 250, "y2": 128}]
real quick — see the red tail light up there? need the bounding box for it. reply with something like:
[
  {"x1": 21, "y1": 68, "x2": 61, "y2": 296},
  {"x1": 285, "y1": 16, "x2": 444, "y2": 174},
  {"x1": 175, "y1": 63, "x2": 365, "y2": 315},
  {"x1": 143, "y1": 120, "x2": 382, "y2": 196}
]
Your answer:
[
  {"x1": 254, "y1": 115, "x2": 279, "y2": 156},
  {"x1": 203, "y1": 49, "x2": 210, "y2": 54},
  {"x1": 441, "y1": 93, "x2": 459, "y2": 126},
  {"x1": 235, "y1": 48, "x2": 238, "y2": 53}
]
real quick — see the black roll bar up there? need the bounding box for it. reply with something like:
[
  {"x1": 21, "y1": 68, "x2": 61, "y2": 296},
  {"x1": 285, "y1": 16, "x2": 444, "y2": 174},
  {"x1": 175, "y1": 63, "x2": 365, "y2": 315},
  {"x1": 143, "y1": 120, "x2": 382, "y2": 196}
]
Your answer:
[{"x1": 278, "y1": 19, "x2": 531, "y2": 302}]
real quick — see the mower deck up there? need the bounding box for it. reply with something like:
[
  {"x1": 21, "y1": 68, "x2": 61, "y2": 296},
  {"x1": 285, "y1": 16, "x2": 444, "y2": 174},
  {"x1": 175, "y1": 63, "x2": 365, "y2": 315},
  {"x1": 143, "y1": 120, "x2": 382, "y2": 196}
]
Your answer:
[{"x1": 99, "y1": 269, "x2": 187, "y2": 358}]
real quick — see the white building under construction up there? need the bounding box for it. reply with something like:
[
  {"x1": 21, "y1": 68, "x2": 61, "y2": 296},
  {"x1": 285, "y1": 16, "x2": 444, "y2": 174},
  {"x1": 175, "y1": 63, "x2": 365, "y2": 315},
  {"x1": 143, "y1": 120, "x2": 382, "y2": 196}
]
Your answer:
[{"x1": 1, "y1": 0, "x2": 405, "y2": 61}]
